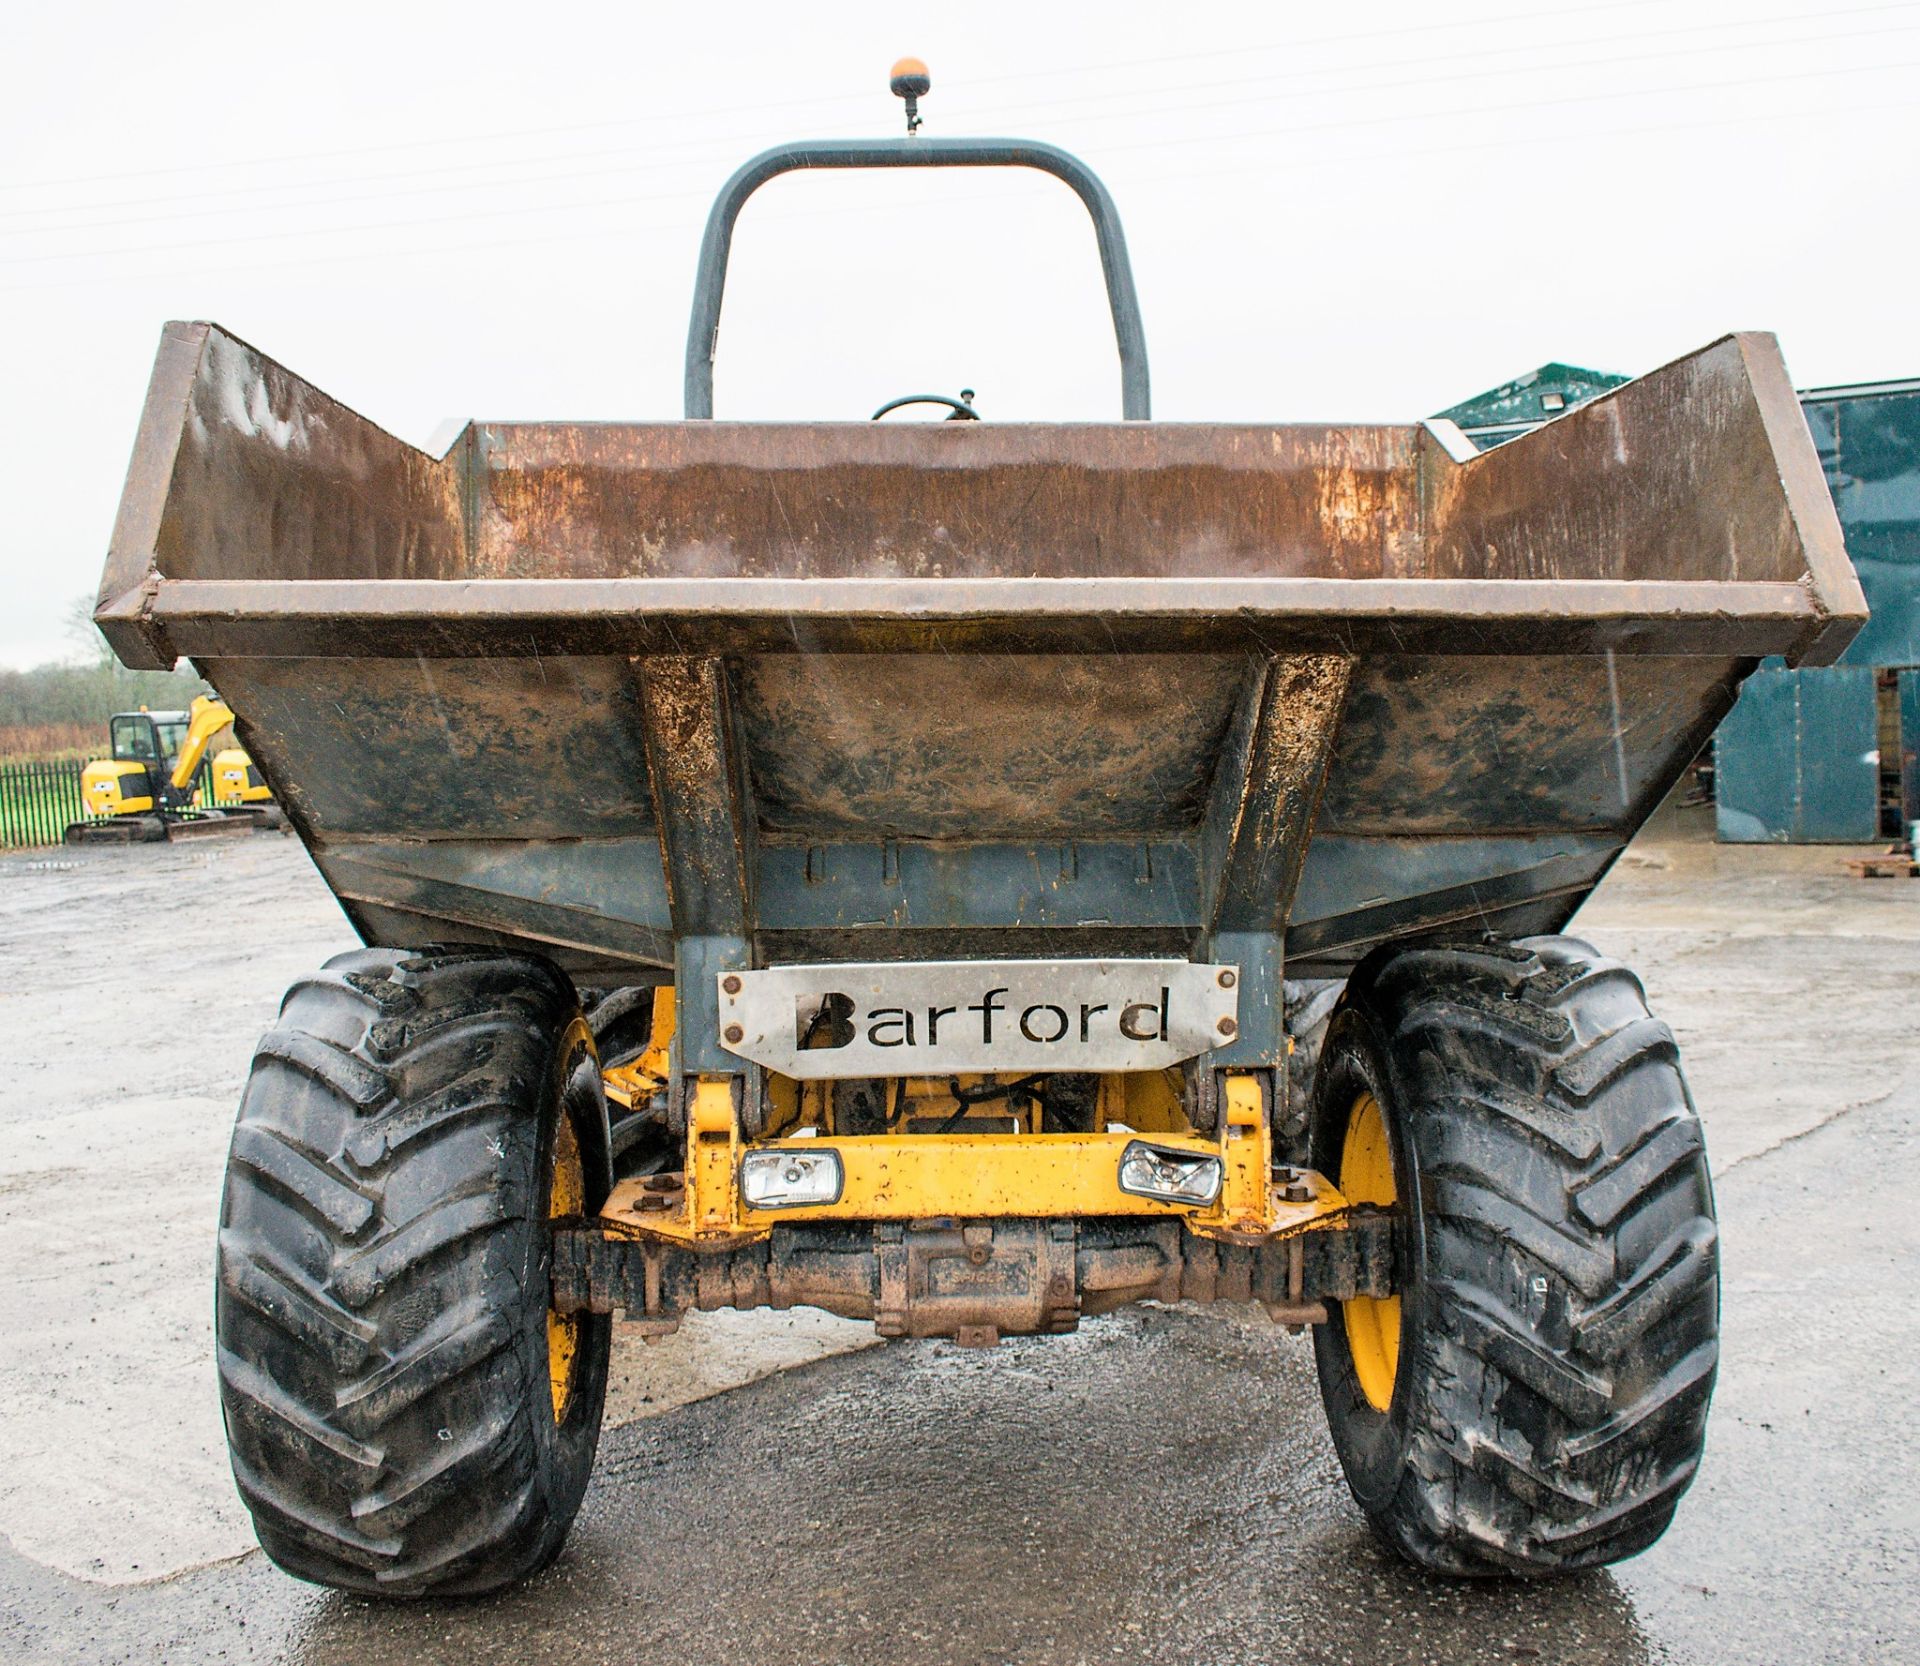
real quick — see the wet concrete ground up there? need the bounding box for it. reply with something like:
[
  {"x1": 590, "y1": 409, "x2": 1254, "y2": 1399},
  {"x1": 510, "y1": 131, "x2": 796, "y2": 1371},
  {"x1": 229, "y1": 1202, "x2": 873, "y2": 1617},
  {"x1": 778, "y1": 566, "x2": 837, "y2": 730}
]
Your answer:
[
  {"x1": 2, "y1": 815, "x2": 1917, "y2": 1663},
  {"x1": 0, "y1": 833, "x2": 873, "y2": 1587}
]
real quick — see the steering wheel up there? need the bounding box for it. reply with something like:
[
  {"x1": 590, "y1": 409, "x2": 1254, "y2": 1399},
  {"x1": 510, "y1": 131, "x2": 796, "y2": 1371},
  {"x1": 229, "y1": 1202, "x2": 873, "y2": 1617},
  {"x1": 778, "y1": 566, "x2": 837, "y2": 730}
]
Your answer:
[{"x1": 871, "y1": 389, "x2": 980, "y2": 421}]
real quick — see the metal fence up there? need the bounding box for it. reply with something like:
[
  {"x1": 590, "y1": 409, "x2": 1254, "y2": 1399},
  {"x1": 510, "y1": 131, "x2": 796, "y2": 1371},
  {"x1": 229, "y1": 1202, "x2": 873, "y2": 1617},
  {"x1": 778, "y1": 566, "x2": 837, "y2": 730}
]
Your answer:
[{"x1": 0, "y1": 758, "x2": 84, "y2": 850}]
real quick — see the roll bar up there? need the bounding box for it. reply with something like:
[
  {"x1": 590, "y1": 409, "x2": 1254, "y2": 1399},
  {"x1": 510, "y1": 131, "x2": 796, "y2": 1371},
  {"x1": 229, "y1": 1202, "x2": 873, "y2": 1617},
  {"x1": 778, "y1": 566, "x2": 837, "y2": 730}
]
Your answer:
[{"x1": 683, "y1": 137, "x2": 1151, "y2": 420}]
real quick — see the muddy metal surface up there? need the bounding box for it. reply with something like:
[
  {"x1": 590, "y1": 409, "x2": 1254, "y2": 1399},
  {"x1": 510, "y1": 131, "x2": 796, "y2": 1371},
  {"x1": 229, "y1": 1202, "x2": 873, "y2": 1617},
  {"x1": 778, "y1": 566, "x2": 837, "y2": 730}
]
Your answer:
[{"x1": 2, "y1": 811, "x2": 1917, "y2": 1664}]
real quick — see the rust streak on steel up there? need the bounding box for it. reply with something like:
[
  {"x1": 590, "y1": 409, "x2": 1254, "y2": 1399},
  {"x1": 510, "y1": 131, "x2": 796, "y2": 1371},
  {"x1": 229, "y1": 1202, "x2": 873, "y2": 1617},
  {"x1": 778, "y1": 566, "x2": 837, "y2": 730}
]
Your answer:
[
  {"x1": 1204, "y1": 653, "x2": 1356, "y2": 940},
  {"x1": 632, "y1": 656, "x2": 755, "y2": 939}
]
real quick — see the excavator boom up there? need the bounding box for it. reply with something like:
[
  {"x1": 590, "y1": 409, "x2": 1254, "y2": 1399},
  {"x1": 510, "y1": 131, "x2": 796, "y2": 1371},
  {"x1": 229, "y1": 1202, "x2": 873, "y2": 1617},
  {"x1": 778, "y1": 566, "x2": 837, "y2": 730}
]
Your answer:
[{"x1": 167, "y1": 694, "x2": 236, "y2": 792}]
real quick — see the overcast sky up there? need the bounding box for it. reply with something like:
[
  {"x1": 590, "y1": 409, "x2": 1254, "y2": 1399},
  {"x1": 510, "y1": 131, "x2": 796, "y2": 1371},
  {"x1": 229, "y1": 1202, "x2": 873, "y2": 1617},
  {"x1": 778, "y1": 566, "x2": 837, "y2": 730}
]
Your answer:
[{"x1": 2, "y1": 0, "x2": 1914, "y2": 668}]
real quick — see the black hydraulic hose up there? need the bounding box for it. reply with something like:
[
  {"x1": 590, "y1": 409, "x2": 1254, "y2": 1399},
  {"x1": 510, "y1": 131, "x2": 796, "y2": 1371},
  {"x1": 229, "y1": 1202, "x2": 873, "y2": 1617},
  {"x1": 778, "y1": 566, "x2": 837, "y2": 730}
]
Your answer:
[{"x1": 935, "y1": 1073, "x2": 1049, "y2": 1135}]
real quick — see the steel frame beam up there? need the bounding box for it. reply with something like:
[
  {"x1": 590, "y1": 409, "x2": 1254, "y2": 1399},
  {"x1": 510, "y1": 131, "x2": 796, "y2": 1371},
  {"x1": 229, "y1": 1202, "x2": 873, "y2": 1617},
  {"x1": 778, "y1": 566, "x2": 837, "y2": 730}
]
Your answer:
[
  {"x1": 633, "y1": 657, "x2": 757, "y2": 1109},
  {"x1": 1192, "y1": 656, "x2": 1354, "y2": 1117},
  {"x1": 124, "y1": 576, "x2": 1836, "y2": 666},
  {"x1": 600, "y1": 1074, "x2": 1324, "y2": 1246}
]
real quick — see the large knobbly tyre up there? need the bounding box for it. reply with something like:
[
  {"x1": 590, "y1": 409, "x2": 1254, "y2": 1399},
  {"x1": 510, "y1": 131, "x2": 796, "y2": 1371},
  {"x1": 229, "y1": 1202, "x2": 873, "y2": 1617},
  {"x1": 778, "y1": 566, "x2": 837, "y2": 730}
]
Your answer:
[
  {"x1": 1311, "y1": 934, "x2": 1718, "y2": 1576},
  {"x1": 215, "y1": 946, "x2": 613, "y2": 1597}
]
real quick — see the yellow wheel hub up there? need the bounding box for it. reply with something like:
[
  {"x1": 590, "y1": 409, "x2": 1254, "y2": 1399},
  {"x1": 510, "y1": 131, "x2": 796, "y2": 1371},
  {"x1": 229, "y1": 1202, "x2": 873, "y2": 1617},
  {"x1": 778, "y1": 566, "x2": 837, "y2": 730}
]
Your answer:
[
  {"x1": 1340, "y1": 1091, "x2": 1402, "y2": 1412},
  {"x1": 547, "y1": 1109, "x2": 585, "y2": 1423}
]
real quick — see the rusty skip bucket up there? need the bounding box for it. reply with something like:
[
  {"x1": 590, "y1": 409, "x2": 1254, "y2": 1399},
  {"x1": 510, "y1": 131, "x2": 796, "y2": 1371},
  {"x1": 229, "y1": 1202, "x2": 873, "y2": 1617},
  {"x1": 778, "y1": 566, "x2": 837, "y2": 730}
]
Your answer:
[
  {"x1": 97, "y1": 322, "x2": 1860, "y2": 978},
  {"x1": 96, "y1": 133, "x2": 1863, "y2": 1091}
]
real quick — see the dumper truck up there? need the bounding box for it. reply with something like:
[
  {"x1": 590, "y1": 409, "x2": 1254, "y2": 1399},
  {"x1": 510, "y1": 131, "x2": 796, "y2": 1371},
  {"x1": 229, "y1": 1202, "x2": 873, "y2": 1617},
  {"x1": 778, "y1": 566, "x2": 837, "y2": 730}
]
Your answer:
[{"x1": 96, "y1": 66, "x2": 1865, "y2": 1597}]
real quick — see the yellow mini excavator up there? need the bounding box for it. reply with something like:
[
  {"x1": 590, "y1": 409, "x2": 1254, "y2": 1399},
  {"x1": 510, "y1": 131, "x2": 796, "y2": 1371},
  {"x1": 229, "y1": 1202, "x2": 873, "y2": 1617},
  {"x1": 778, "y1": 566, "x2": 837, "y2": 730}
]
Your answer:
[{"x1": 65, "y1": 693, "x2": 282, "y2": 843}]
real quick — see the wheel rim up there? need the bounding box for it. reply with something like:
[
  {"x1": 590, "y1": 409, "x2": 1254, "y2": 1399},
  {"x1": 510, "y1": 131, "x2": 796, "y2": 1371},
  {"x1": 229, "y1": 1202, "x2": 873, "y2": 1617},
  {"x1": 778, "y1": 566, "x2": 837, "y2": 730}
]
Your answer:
[
  {"x1": 547, "y1": 1108, "x2": 585, "y2": 1423},
  {"x1": 1340, "y1": 1090, "x2": 1402, "y2": 1412}
]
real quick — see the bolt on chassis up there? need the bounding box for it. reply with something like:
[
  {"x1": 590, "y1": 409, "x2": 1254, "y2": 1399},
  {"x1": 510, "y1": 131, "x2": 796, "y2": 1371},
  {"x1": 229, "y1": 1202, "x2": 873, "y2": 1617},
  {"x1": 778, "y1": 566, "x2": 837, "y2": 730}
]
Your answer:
[{"x1": 95, "y1": 66, "x2": 1864, "y2": 1597}]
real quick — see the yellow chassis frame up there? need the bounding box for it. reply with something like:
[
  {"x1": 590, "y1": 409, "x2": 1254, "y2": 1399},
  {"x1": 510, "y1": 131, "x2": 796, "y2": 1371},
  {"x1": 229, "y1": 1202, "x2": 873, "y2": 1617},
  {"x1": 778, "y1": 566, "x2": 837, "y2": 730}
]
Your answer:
[{"x1": 600, "y1": 1070, "x2": 1355, "y2": 1250}]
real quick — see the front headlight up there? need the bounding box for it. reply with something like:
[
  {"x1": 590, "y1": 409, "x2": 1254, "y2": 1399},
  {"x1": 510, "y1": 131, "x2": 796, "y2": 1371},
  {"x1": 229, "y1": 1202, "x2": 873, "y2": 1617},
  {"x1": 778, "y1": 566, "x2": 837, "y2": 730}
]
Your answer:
[
  {"x1": 739, "y1": 1148, "x2": 844, "y2": 1208},
  {"x1": 1117, "y1": 1141, "x2": 1223, "y2": 1205}
]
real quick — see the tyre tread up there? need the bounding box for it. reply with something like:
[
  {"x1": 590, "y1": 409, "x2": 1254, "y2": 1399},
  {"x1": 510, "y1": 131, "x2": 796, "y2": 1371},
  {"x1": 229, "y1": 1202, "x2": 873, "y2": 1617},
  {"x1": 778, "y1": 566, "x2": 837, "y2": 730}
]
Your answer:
[
  {"x1": 1315, "y1": 933, "x2": 1719, "y2": 1576},
  {"x1": 215, "y1": 945, "x2": 609, "y2": 1597}
]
